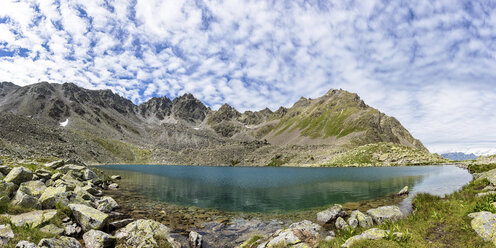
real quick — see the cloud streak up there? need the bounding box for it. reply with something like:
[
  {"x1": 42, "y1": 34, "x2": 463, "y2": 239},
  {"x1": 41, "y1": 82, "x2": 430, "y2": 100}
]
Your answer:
[{"x1": 0, "y1": 0, "x2": 495, "y2": 154}]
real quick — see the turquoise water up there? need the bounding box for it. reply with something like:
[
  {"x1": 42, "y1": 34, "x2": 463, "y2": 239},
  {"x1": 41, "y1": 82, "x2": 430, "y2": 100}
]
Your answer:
[{"x1": 97, "y1": 165, "x2": 472, "y2": 212}]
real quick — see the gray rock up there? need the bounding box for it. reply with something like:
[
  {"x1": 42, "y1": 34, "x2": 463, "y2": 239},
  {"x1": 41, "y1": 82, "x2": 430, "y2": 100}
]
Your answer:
[
  {"x1": 57, "y1": 164, "x2": 86, "y2": 173},
  {"x1": 11, "y1": 190, "x2": 42, "y2": 209},
  {"x1": 38, "y1": 236, "x2": 82, "y2": 248},
  {"x1": 110, "y1": 175, "x2": 121, "y2": 180},
  {"x1": 96, "y1": 196, "x2": 119, "y2": 213},
  {"x1": 83, "y1": 230, "x2": 116, "y2": 248},
  {"x1": 18, "y1": 180, "x2": 47, "y2": 198},
  {"x1": 397, "y1": 186, "x2": 409, "y2": 195},
  {"x1": 0, "y1": 165, "x2": 11, "y2": 175},
  {"x1": 64, "y1": 223, "x2": 82, "y2": 237},
  {"x1": 82, "y1": 185, "x2": 102, "y2": 196},
  {"x1": 34, "y1": 169, "x2": 52, "y2": 180},
  {"x1": 69, "y1": 204, "x2": 109, "y2": 231},
  {"x1": 82, "y1": 169, "x2": 97, "y2": 181},
  {"x1": 351, "y1": 210, "x2": 373, "y2": 228},
  {"x1": 115, "y1": 219, "x2": 180, "y2": 248},
  {"x1": 468, "y1": 211, "x2": 496, "y2": 245},
  {"x1": 476, "y1": 191, "x2": 496, "y2": 198},
  {"x1": 50, "y1": 173, "x2": 62, "y2": 181},
  {"x1": 189, "y1": 231, "x2": 203, "y2": 248},
  {"x1": 39, "y1": 186, "x2": 71, "y2": 209},
  {"x1": 263, "y1": 220, "x2": 321, "y2": 247},
  {"x1": 0, "y1": 179, "x2": 17, "y2": 200},
  {"x1": 108, "y1": 183, "x2": 119, "y2": 190},
  {"x1": 477, "y1": 169, "x2": 496, "y2": 185},
  {"x1": 317, "y1": 204, "x2": 347, "y2": 225},
  {"x1": 366, "y1": 206, "x2": 404, "y2": 224},
  {"x1": 0, "y1": 224, "x2": 14, "y2": 246},
  {"x1": 15, "y1": 240, "x2": 37, "y2": 248},
  {"x1": 39, "y1": 224, "x2": 64, "y2": 235},
  {"x1": 342, "y1": 228, "x2": 389, "y2": 248},
  {"x1": 45, "y1": 160, "x2": 65, "y2": 169},
  {"x1": 4, "y1": 167, "x2": 33, "y2": 185},
  {"x1": 9, "y1": 210, "x2": 57, "y2": 228},
  {"x1": 335, "y1": 217, "x2": 349, "y2": 230},
  {"x1": 109, "y1": 218, "x2": 134, "y2": 230},
  {"x1": 347, "y1": 214, "x2": 358, "y2": 229}
]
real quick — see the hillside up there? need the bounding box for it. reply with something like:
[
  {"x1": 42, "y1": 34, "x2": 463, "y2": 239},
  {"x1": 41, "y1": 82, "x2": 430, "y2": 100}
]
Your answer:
[{"x1": 0, "y1": 81, "x2": 438, "y2": 166}]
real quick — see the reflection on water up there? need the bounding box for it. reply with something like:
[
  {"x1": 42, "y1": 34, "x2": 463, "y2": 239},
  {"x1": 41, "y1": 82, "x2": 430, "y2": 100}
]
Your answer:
[{"x1": 97, "y1": 165, "x2": 472, "y2": 213}]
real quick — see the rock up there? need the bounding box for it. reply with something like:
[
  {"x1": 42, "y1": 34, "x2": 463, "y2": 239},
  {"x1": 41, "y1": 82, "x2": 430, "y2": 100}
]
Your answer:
[
  {"x1": 109, "y1": 218, "x2": 134, "y2": 230},
  {"x1": 397, "y1": 186, "x2": 409, "y2": 195},
  {"x1": 45, "y1": 160, "x2": 65, "y2": 169},
  {"x1": 476, "y1": 191, "x2": 496, "y2": 198},
  {"x1": 11, "y1": 190, "x2": 42, "y2": 209},
  {"x1": 83, "y1": 230, "x2": 116, "y2": 248},
  {"x1": 4, "y1": 167, "x2": 33, "y2": 185},
  {"x1": 64, "y1": 223, "x2": 82, "y2": 237},
  {"x1": 347, "y1": 214, "x2": 358, "y2": 229},
  {"x1": 115, "y1": 219, "x2": 180, "y2": 248},
  {"x1": 189, "y1": 231, "x2": 203, "y2": 248},
  {"x1": 69, "y1": 204, "x2": 109, "y2": 231},
  {"x1": 317, "y1": 204, "x2": 347, "y2": 225},
  {"x1": 477, "y1": 169, "x2": 496, "y2": 185},
  {"x1": 468, "y1": 211, "x2": 496, "y2": 245},
  {"x1": 58, "y1": 164, "x2": 86, "y2": 173},
  {"x1": 82, "y1": 185, "x2": 102, "y2": 196},
  {"x1": 34, "y1": 169, "x2": 52, "y2": 180},
  {"x1": 110, "y1": 175, "x2": 121, "y2": 180},
  {"x1": 96, "y1": 196, "x2": 119, "y2": 213},
  {"x1": 366, "y1": 206, "x2": 404, "y2": 224},
  {"x1": 9, "y1": 210, "x2": 57, "y2": 228},
  {"x1": 39, "y1": 224, "x2": 64, "y2": 235},
  {"x1": 15, "y1": 240, "x2": 37, "y2": 248},
  {"x1": 18, "y1": 180, "x2": 47, "y2": 198},
  {"x1": 50, "y1": 173, "x2": 62, "y2": 181},
  {"x1": 262, "y1": 220, "x2": 321, "y2": 248},
  {"x1": 335, "y1": 217, "x2": 349, "y2": 230},
  {"x1": 341, "y1": 228, "x2": 389, "y2": 248},
  {"x1": 0, "y1": 179, "x2": 17, "y2": 199},
  {"x1": 483, "y1": 185, "x2": 496, "y2": 191},
  {"x1": 72, "y1": 187, "x2": 96, "y2": 206},
  {"x1": 108, "y1": 183, "x2": 119, "y2": 190},
  {"x1": 61, "y1": 174, "x2": 84, "y2": 188},
  {"x1": 0, "y1": 165, "x2": 11, "y2": 175},
  {"x1": 0, "y1": 224, "x2": 14, "y2": 246},
  {"x1": 351, "y1": 210, "x2": 373, "y2": 228},
  {"x1": 82, "y1": 169, "x2": 97, "y2": 181},
  {"x1": 38, "y1": 236, "x2": 82, "y2": 248},
  {"x1": 39, "y1": 186, "x2": 71, "y2": 209}
]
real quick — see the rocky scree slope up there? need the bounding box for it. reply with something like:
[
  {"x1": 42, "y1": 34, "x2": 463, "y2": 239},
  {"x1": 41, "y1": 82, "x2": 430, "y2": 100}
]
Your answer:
[{"x1": 0, "y1": 81, "x2": 432, "y2": 166}]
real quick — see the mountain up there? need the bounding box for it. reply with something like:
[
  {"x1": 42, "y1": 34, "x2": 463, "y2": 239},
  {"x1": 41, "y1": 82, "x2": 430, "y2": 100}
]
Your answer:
[
  {"x1": 0, "y1": 81, "x2": 433, "y2": 166},
  {"x1": 441, "y1": 152, "x2": 478, "y2": 161}
]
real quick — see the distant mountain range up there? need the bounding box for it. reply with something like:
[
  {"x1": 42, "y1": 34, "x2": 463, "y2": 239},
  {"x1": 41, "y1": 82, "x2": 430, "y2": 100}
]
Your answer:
[
  {"x1": 441, "y1": 152, "x2": 478, "y2": 161},
  {"x1": 0, "y1": 81, "x2": 437, "y2": 165}
]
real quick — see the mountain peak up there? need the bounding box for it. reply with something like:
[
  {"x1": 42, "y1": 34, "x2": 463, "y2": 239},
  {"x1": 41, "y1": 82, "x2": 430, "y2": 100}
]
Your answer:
[{"x1": 172, "y1": 93, "x2": 208, "y2": 124}]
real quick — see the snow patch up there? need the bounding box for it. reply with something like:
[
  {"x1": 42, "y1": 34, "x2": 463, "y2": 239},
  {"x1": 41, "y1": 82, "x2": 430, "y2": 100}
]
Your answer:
[{"x1": 60, "y1": 118, "x2": 69, "y2": 127}]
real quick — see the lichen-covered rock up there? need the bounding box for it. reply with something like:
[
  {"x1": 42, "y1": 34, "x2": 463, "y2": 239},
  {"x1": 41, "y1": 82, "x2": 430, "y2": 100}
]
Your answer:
[
  {"x1": 317, "y1": 204, "x2": 347, "y2": 225},
  {"x1": 61, "y1": 174, "x2": 84, "y2": 188},
  {"x1": 82, "y1": 169, "x2": 97, "y2": 181},
  {"x1": 9, "y1": 210, "x2": 57, "y2": 228},
  {"x1": 39, "y1": 186, "x2": 71, "y2": 209},
  {"x1": 351, "y1": 210, "x2": 373, "y2": 228},
  {"x1": 38, "y1": 236, "x2": 82, "y2": 248},
  {"x1": 468, "y1": 211, "x2": 496, "y2": 245},
  {"x1": 189, "y1": 231, "x2": 203, "y2": 248},
  {"x1": 260, "y1": 220, "x2": 321, "y2": 248},
  {"x1": 397, "y1": 186, "x2": 409, "y2": 195},
  {"x1": 83, "y1": 230, "x2": 116, "y2": 248},
  {"x1": 69, "y1": 204, "x2": 109, "y2": 231},
  {"x1": 50, "y1": 173, "x2": 62, "y2": 181},
  {"x1": 15, "y1": 240, "x2": 37, "y2": 248},
  {"x1": 477, "y1": 169, "x2": 496, "y2": 185},
  {"x1": 45, "y1": 160, "x2": 65, "y2": 169},
  {"x1": 97, "y1": 196, "x2": 119, "y2": 213},
  {"x1": 108, "y1": 183, "x2": 119, "y2": 190},
  {"x1": 335, "y1": 217, "x2": 349, "y2": 230},
  {"x1": 0, "y1": 224, "x2": 14, "y2": 246},
  {"x1": 0, "y1": 165, "x2": 11, "y2": 175},
  {"x1": 115, "y1": 219, "x2": 180, "y2": 248},
  {"x1": 19, "y1": 180, "x2": 47, "y2": 198},
  {"x1": 57, "y1": 164, "x2": 86, "y2": 173},
  {"x1": 0, "y1": 179, "x2": 17, "y2": 200},
  {"x1": 11, "y1": 190, "x2": 42, "y2": 209},
  {"x1": 72, "y1": 187, "x2": 96, "y2": 206},
  {"x1": 34, "y1": 169, "x2": 52, "y2": 180},
  {"x1": 341, "y1": 228, "x2": 389, "y2": 248},
  {"x1": 366, "y1": 206, "x2": 403, "y2": 224},
  {"x1": 110, "y1": 175, "x2": 121, "y2": 180},
  {"x1": 82, "y1": 185, "x2": 102, "y2": 196},
  {"x1": 476, "y1": 191, "x2": 496, "y2": 198},
  {"x1": 4, "y1": 167, "x2": 33, "y2": 185},
  {"x1": 39, "y1": 224, "x2": 64, "y2": 235}
]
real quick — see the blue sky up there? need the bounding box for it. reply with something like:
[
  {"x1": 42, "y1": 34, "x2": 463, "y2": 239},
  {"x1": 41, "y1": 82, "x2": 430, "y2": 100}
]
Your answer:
[{"x1": 0, "y1": 0, "x2": 495, "y2": 155}]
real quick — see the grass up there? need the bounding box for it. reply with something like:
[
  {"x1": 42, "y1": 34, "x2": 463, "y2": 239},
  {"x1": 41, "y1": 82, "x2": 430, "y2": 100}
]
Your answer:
[
  {"x1": 267, "y1": 154, "x2": 290, "y2": 166},
  {"x1": 468, "y1": 163, "x2": 496, "y2": 174},
  {"x1": 239, "y1": 235, "x2": 263, "y2": 248}
]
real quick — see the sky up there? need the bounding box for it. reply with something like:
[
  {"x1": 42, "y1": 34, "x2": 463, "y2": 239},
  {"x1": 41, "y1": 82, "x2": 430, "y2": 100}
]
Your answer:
[{"x1": 0, "y1": 0, "x2": 495, "y2": 155}]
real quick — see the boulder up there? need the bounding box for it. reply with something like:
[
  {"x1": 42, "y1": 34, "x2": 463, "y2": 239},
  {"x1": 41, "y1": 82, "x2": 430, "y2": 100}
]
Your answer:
[
  {"x1": 15, "y1": 240, "x2": 37, "y2": 248},
  {"x1": 72, "y1": 187, "x2": 96, "y2": 206},
  {"x1": 82, "y1": 185, "x2": 102, "y2": 196},
  {"x1": 45, "y1": 160, "x2": 65, "y2": 169},
  {"x1": 476, "y1": 191, "x2": 496, "y2": 198},
  {"x1": 317, "y1": 204, "x2": 347, "y2": 225},
  {"x1": 11, "y1": 190, "x2": 42, "y2": 209},
  {"x1": 58, "y1": 164, "x2": 86, "y2": 173},
  {"x1": 4, "y1": 167, "x2": 33, "y2": 185},
  {"x1": 108, "y1": 183, "x2": 119, "y2": 190},
  {"x1": 335, "y1": 217, "x2": 349, "y2": 230},
  {"x1": 397, "y1": 186, "x2": 409, "y2": 195},
  {"x1": 39, "y1": 186, "x2": 71, "y2": 209},
  {"x1": 115, "y1": 219, "x2": 180, "y2": 248},
  {"x1": 341, "y1": 228, "x2": 389, "y2": 248},
  {"x1": 347, "y1": 214, "x2": 358, "y2": 229},
  {"x1": 69, "y1": 204, "x2": 109, "y2": 231},
  {"x1": 110, "y1": 175, "x2": 121, "y2": 180},
  {"x1": 477, "y1": 169, "x2": 496, "y2": 185},
  {"x1": 9, "y1": 210, "x2": 57, "y2": 228},
  {"x1": 109, "y1": 218, "x2": 134, "y2": 230},
  {"x1": 189, "y1": 231, "x2": 203, "y2": 248},
  {"x1": 468, "y1": 211, "x2": 496, "y2": 245},
  {"x1": 18, "y1": 180, "x2": 47, "y2": 198},
  {"x1": 50, "y1": 173, "x2": 62, "y2": 181},
  {"x1": 38, "y1": 236, "x2": 82, "y2": 248},
  {"x1": 351, "y1": 210, "x2": 373, "y2": 228},
  {"x1": 0, "y1": 224, "x2": 14, "y2": 246},
  {"x1": 83, "y1": 169, "x2": 97, "y2": 181},
  {"x1": 96, "y1": 196, "x2": 119, "y2": 213},
  {"x1": 34, "y1": 169, "x2": 52, "y2": 180},
  {"x1": 64, "y1": 222, "x2": 82, "y2": 237},
  {"x1": 262, "y1": 220, "x2": 321, "y2": 248},
  {"x1": 39, "y1": 224, "x2": 64, "y2": 235},
  {"x1": 0, "y1": 165, "x2": 11, "y2": 175},
  {"x1": 366, "y1": 206, "x2": 404, "y2": 224},
  {"x1": 0, "y1": 180, "x2": 17, "y2": 200},
  {"x1": 83, "y1": 230, "x2": 116, "y2": 248},
  {"x1": 61, "y1": 174, "x2": 84, "y2": 188}
]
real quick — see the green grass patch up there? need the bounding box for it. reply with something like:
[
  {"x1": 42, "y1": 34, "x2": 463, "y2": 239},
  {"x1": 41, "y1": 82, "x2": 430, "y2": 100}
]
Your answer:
[
  {"x1": 267, "y1": 155, "x2": 290, "y2": 167},
  {"x1": 468, "y1": 163, "x2": 496, "y2": 174},
  {"x1": 239, "y1": 235, "x2": 263, "y2": 248}
]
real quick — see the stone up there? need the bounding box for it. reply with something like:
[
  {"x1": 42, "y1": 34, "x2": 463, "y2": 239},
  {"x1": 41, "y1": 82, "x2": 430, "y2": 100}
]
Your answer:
[
  {"x1": 366, "y1": 206, "x2": 404, "y2": 224},
  {"x1": 109, "y1": 218, "x2": 134, "y2": 230},
  {"x1": 324, "y1": 235, "x2": 335, "y2": 242},
  {"x1": 483, "y1": 185, "x2": 496, "y2": 191},
  {"x1": 9, "y1": 210, "x2": 57, "y2": 228},
  {"x1": 263, "y1": 220, "x2": 321, "y2": 248},
  {"x1": 15, "y1": 240, "x2": 37, "y2": 248},
  {"x1": 476, "y1": 191, "x2": 496, "y2": 198},
  {"x1": 0, "y1": 165, "x2": 11, "y2": 175},
  {"x1": 82, "y1": 169, "x2": 97, "y2": 181},
  {"x1": 11, "y1": 190, "x2": 42, "y2": 209},
  {"x1": 108, "y1": 183, "x2": 119, "y2": 190},
  {"x1": 64, "y1": 223, "x2": 82, "y2": 237},
  {"x1": 57, "y1": 164, "x2": 86, "y2": 173},
  {"x1": 72, "y1": 187, "x2": 96, "y2": 205},
  {"x1": 38, "y1": 236, "x2": 82, "y2": 248},
  {"x1": 18, "y1": 180, "x2": 47, "y2": 198},
  {"x1": 82, "y1": 185, "x2": 101, "y2": 196},
  {"x1": 347, "y1": 215, "x2": 358, "y2": 229},
  {"x1": 189, "y1": 231, "x2": 203, "y2": 248},
  {"x1": 34, "y1": 169, "x2": 52, "y2": 180},
  {"x1": 96, "y1": 196, "x2": 119, "y2": 213},
  {"x1": 61, "y1": 174, "x2": 84, "y2": 188},
  {"x1": 115, "y1": 219, "x2": 180, "y2": 248},
  {"x1": 45, "y1": 160, "x2": 65, "y2": 169},
  {"x1": 69, "y1": 204, "x2": 109, "y2": 231},
  {"x1": 39, "y1": 186, "x2": 71, "y2": 209},
  {"x1": 4, "y1": 167, "x2": 33, "y2": 185},
  {"x1": 0, "y1": 224, "x2": 14, "y2": 246},
  {"x1": 50, "y1": 173, "x2": 62, "y2": 181},
  {"x1": 317, "y1": 204, "x2": 347, "y2": 225},
  {"x1": 468, "y1": 211, "x2": 496, "y2": 245},
  {"x1": 335, "y1": 217, "x2": 349, "y2": 230},
  {"x1": 39, "y1": 224, "x2": 64, "y2": 235},
  {"x1": 110, "y1": 175, "x2": 121, "y2": 180},
  {"x1": 0, "y1": 179, "x2": 17, "y2": 200},
  {"x1": 83, "y1": 230, "x2": 116, "y2": 248},
  {"x1": 342, "y1": 228, "x2": 389, "y2": 248},
  {"x1": 351, "y1": 210, "x2": 373, "y2": 228},
  {"x1": 477, "y1": 169, "x2": 496, "y2": 186},
  {"x1": 397, "y1": 186, "x2": 409, "y2": 195}
]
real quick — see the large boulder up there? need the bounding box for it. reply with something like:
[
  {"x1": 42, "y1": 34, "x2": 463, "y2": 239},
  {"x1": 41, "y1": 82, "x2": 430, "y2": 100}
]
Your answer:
[
  {"x1": 96, "y1": 196, "x2": 119, "y2": 213},
  {"x1": 72, "y1": 187, "x2": 96, "y2": 206},
  {"x1": 335, "y1": 217, "x2": 349, "y2": 230},
  {"x1": 0, "y1": 165, "x2": 11, "y2": 175},
  {"x1": 189, "y1": 231, "x2": 203, "y2": 248},
  {"x1": 260, "y1": 220, "x2": 322, "y2": 248},
  {"x1": 58, "y1": 164, "x2": 86, "y2": 173},
  {"x1": 18, "y1": 180, "x2": 47, "y2": 198},
  {"x1": 82, "y1": 169, "x2": 98, "y2": 181},
  {"x1": 39, "y1": 224, "x2": 65, "y2": 235},
  {"x1": 341, "y1": 228, "x2": 389, "y2": 248},
  {"x1": 45, "y1": 160, "x2": 65, "y2": 169},
  {"x1": 468, "y1": 211, "x2": 496, "y2": 245},
  {"x1": 9, "y1": 210, "x2": 57, "y2": 228},
  {"x1": 38, "y1": 236, "x2": 82, "y2": 248},
  {"x1": 366, "y1": 206, "x2": 404, "y2": 224},
  {"x1": 0, "y1": 224, "x2": 14, "y2": 246},
  {"x1": 83, "y1": 230, "x2": 116, "y2": 248},
  {"x1": 0, "y1": 180, "x2": 17, "y2": 201},
  {"x1": 476, "y1": 169, "x2": 496, "y2": 185},
  {"x1": 69, "y1": 204, "x2": 109, "y2": 231},
  {"x1": 351, "y1": 210, "x2": 373, "y2": 228},
  {"x1": 39, "y1": 186, "x2": 71, "y2": 209},
  {"x1": 11, "y1": 190, "x2": 42, "y2": 209},
  {"x1": 34, "y1": 169, "x2": 53, "y2": 180},
  {"x1": 4, "y1": 167, "x2": 33, "y2": 185},
  {"x1": 317, "y1": 204, "x2": 347, "y2": 225},
  {"x1": 115, "y1": 219, "x2": 180, "y2": 248},
  {"x1": 15, "y1": 240, "x2": 37, "y2": 248}
]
